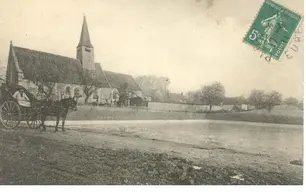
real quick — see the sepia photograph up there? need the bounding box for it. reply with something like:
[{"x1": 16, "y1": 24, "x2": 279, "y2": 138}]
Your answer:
[{"x1": 0, "y1": 0, "x2": 304, "y2": 187}]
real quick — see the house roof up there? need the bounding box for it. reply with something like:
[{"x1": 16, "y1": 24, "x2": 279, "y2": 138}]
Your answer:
[
  {"x1": 10, "y1": 45, "x2": 141, "y2": 92},
  {"x1": 77, "y1": 16, "x2": 93, "y2": 48},
  {"x1": 103, "y1": 70, "x2": 141, "y2": 92}
]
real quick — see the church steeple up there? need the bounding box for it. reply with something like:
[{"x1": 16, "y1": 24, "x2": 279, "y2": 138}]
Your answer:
[
  {"x1": 77, "y1": 16, "x2": 93, "y2": 48},
  {"x1": 77, "y1": 16, "x2": 95, "y2": 70}
]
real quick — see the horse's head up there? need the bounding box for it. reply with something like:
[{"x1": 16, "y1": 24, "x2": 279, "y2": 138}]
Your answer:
[{"x1": 62, "y1": 97, "x2": 78, "y2": 111}]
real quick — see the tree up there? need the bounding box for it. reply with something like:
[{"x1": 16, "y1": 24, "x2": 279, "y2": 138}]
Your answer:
[
  {"x1": 236, "y1": 95, "x2": 247, "y2": 105},
  {"x1": 118, "y1": 82, "x2": 129, "y2": 106},
  {"x1": 283, "y1": 97, "x2": 299, "y2": 106},
  {"x1": 78, "y1": 68, "x2": 101, "y2": 104},
  {"x1": 31, "y1": 61, "x2": 60, "y2": 99},
  {"x1": 263, "y1": 91, "x2": 282, "y2": 112},
  {"x1": 200, "y1": 82, "x2": 225, "y2": 112},
  {"x1": 135, "y1": 75, "x2": 170, "y2": 102},
  {"x1": 248, "y1": 89, "x2": 266, "y2": 109},
  {"x1": 186, "y1": 91, "x2": 196, "y2": 103},
  {"x1": 186, "y1": 90, "x2": 202, "y2": 104}
]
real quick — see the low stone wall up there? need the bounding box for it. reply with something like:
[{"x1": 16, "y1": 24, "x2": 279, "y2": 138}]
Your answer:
[{"x1": 147, "y1": 102, "x2": 222, "y2": 112}]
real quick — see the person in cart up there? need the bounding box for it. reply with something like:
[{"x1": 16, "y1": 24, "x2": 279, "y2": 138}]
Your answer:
[{"x1": 12, "y1": 87, "x2": 31, "y2": 108}]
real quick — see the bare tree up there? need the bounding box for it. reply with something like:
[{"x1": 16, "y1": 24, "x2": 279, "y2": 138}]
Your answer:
[
  {"x1": 78, "y1": 68, "x2": 100, "y2": 104},
  {"x1": 135, "y1": 75, "x2": 170, "y2": 102},
  {"x1": 186, "y1": 90, "x2": 202, "y2": 104},
  {"x1": 248, "y1": 89, "x2": 266, "y2": 109},
  {"x1": 117, "y1": 82, "x2": 129, "y2": 106},
  {"x1": 31, "y1": 62, "x2": 60, "y2": 99},
  {"x1": 264, "y1": 91, "x2": 282, "y2": 112},
  {"x1": 200, "y1": 82, "x2": 225, "y2": 112}
]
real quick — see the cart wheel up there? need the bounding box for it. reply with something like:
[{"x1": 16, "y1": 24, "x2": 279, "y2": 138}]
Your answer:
[
  {"x1": 0, "y1": 101, "x2": 21, "y2": 129},
  {"x1": 26, "y1": 111, "x2": 42, "y2": 129}
]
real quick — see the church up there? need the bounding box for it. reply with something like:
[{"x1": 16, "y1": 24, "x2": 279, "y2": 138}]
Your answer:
[{"x1": 5, "y1": 16, "x2": 142, "y2": 105}]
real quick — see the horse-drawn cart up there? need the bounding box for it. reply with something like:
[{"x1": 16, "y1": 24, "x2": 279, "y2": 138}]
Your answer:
[{"x1": 0, "y1": 83, "x2": 43, "y2": 129}]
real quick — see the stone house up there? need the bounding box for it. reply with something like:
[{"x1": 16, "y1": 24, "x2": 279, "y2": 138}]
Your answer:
[{"x1": 5, "y1": 16, "x2": 141, "y2": 105}]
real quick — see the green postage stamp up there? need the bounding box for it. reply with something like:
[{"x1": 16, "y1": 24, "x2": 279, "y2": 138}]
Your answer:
[{"x1": 243, "y1": 0, "x2": 302, "y2": 60}]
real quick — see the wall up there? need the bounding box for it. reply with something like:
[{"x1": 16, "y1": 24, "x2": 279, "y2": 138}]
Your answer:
[
  {"x1": 147, "y1": 102, "x2": 255, "y2": 112},
  {"x1": 147, "y1": 102, "x2": 223, "y2": 112},
  {"x1": 98, "y1": 88, "x2": 119, "y2": 105},
  {"x1": 18, "y1": 79, "x2": 118, "y2": 105}
]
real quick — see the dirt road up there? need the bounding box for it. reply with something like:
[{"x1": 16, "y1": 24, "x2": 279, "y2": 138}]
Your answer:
[{"x1": 0, "y1": 120, "x2": 303, "y2": 184}]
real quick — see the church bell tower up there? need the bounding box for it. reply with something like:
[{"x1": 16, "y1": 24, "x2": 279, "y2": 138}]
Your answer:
[{"x1": 77, "y1": 16, "x2": 95, "y2": 70}]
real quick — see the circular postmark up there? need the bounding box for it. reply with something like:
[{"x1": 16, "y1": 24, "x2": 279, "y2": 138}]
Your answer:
[
  {"x1": 243, "y1": 0, "x2": 303, "y2": 64},
  {"x1": 252, "y1": 20, "x2": 303, "y2": 63}
]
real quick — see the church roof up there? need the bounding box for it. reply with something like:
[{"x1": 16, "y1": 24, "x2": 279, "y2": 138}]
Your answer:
[
  {"x1": 95, "y1": 64, "x2": 141, "y2": 92},
  {"x1": 13, "y1": 46, "x2": 84, "y2": 85},
  {"x1": 77, "y1": 16, "x2": 93, "y2": 48},
  {"x1": 10, "y1": 45, "x2": 141, "y2": 92}
]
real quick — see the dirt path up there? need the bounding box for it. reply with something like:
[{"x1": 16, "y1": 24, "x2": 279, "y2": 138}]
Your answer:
[
  {"x1": 5, "y1": 121, "x2": 304, "y2": 180},
  {"x1": 40, "y1": 120, "x2": 303, "y2": 177},
  {"x1": 0, "y1": 129, "x2": 303, "y2": 184}
]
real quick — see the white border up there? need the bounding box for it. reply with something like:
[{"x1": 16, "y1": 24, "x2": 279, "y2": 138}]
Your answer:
[{"x1": 0, "y1": 0, "x2": 305, "y2": 192}]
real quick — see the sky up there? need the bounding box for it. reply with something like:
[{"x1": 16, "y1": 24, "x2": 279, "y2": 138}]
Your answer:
[{"x1": 0, "y1": 0, "x2": 304, "y2": 99}]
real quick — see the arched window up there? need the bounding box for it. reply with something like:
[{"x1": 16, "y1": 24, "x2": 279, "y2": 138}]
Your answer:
[
  {"x1": 93, "y1": 90, "x2": 98, "y2": 99},
  {"x1": 65, "y1": 86, "x2": 71, "y2": 97},
  {"x1": 74, "y1": 87, "x2": 80, "y2": 98},
  {"x1": 112, "y1": 89, "x2": 119, "y2": 99}
]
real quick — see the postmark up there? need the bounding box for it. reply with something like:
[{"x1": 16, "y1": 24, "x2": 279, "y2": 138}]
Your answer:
[
  {"x1": 243, "y1": 0, "x2": 302, "y2": 60},
  {"x1": 255, "y1": 21, "x2": 303, "y2": 63}
]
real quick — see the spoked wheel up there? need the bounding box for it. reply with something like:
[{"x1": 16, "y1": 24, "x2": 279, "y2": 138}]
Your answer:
[
  {"x1": 0, "y1": 101, "x2": 21, "y2": 129},
  {"x1": 26, "y1": 109, "x2": 42, "y2": 129}
]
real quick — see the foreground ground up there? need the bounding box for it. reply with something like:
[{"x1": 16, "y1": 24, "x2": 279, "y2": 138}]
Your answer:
[{"x1": 0, "y1": 120, "x2": 303, "y2": 185}]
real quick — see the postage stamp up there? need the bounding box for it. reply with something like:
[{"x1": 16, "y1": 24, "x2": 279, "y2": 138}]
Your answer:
[{"x1": 243, "y1": 0, "x2": 302, "y2": 60}]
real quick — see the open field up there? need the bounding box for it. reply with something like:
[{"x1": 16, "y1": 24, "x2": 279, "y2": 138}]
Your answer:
[
  {"x1": 0, "y1": 120, "x2": 303, "y2": 184},
  {"x1": 60, "y1": 105, "x2": 303, "y2": 125}
]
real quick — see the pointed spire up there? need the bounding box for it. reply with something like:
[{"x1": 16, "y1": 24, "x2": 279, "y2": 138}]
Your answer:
[{"x1": 77, "y1": 16, "x2": 93, "y2": 48}]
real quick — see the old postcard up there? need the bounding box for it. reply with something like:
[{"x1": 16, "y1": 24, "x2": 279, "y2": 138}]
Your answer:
[{"x1": 0, "y1": 0, "x2": 304, "y2": 186}]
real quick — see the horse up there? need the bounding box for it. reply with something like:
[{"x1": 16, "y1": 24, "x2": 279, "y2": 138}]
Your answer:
[{"x1": 37, "y1": 97, "x2": 77, "y2": 132}]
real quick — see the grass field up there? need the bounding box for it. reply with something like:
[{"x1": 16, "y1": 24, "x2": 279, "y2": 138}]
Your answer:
[{"x1": 61, "y1": 105, "x2": 303, "y2": 125}]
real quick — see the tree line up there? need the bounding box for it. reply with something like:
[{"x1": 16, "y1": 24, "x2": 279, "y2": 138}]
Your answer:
[
  {"x1": 135, "y1": 75, "x2": 302, "y2": 112},
  {"x1": 0, "y1": 61, "x2": 302, "y2": 111}
]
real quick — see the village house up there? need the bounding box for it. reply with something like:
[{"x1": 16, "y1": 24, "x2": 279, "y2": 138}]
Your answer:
[{"x1": 5, "y1": 16, "x2": 141, "y2": 105}]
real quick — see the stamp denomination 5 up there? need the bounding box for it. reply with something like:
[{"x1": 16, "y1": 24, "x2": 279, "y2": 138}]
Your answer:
[{"x1": 243, "y1": 0, "x2": 302, "y2": 61}]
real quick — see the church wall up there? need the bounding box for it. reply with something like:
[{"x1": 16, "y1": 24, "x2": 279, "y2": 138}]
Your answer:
[
  {"x1": 18, "y1": 79, "x2": 86, "y2": 103},
  {"x1": 98, "y1": 88, "x2": 119, "y2": 105},
  {"x1": 18, "y1": 79, "x2": 39, "y2": 95},
  {"x1": 18, "y1": 79, "x2": 112, "y2": 106}
]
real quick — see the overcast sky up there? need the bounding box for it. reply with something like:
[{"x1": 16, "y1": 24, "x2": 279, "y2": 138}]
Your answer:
[{"x1": 0, "y1": 0, "x2": 304, "y2": 99}]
